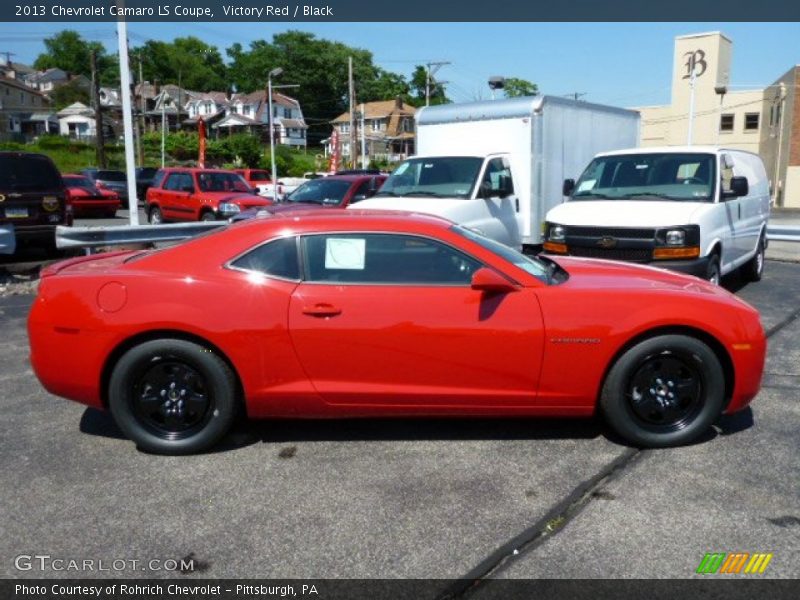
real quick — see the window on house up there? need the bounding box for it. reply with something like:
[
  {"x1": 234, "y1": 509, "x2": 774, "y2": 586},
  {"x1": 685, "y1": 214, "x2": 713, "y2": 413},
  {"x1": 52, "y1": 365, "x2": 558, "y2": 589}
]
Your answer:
[
  {"x1": 340, "y1": 123, "x2": 349, "y2": 134},
  {"x1": 283, "y1": 107, "x2": 291, "y2": 118},
  {"x1": 744, "y1": 113, "x2": 759, "y2": 131},
  {"x1": 371, "y1": 119, "x2": 381, "y2": 131},
  {"x1": 243, "y1": 105, "x2": 251, "y2": 116},
  {"x1": 720, "y1": 114, "x2": 734, "y2": 132}
]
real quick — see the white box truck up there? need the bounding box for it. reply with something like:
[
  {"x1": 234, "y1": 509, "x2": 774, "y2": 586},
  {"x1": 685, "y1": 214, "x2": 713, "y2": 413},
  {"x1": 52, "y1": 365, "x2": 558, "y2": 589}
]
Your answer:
[{"x1": 354, "y1": 96, "x2": 640, "y2": 250}]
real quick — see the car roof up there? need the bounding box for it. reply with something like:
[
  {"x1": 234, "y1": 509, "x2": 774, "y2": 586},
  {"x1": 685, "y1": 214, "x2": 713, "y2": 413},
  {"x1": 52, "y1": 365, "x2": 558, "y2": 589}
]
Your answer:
[
  {"x1": 233, "y1": 208, "x2": 451, "y2": 234},
  {"x1": 304, "y1": 174, "x2": 385, "y2": 183},
  {"x1": 159, "y1": 168, "x2": 243, "y2": 174}
]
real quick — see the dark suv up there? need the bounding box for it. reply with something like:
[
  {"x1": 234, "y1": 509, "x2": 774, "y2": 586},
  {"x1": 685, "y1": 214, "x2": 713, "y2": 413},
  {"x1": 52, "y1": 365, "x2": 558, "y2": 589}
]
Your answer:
[{"x1": 0, "y1": 152, "x2": 71, "y2": 253}]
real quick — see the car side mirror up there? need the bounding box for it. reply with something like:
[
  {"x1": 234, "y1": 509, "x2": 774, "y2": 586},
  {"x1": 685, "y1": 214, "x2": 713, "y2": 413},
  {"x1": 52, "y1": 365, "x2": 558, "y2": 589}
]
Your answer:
[
  {"x1": 563, "y1": 178, "x2": 575, "y2": 196},
  {"x1": 471, "y1": 267, "x2": 517, "y2": 293}
]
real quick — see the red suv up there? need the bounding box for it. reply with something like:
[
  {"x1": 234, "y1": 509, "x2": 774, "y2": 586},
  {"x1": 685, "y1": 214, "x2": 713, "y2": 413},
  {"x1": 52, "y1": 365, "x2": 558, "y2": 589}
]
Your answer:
[{"x1": 146, "y1": 168, "x2": 273, "y2": 223}]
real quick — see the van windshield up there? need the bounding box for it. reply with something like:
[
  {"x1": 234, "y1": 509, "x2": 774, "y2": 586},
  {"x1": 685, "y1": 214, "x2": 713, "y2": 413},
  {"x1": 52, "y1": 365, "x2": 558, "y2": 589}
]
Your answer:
[
  {"x1": 0, "y1": 155, "x2": 62, "y2": 191},
  {"x1": 571, "y1": 153, "x2": 716, "y2": 202},
  {"x1": 375, "y1": 156, "x2": 482, "y2": 199}
]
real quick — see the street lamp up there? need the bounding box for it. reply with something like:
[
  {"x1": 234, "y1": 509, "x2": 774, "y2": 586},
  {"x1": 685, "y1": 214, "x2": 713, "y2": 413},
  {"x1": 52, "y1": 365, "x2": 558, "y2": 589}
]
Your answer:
[
  {"x1": 488, "y1": 76, "x2": 505, "y2": 100},
  {"x1": 267, "y1": 67, "x2": 283, "y2": 200}
]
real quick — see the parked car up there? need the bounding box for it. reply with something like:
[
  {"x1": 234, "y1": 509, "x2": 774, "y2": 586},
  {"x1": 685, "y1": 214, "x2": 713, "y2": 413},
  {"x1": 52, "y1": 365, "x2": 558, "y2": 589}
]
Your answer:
[
  {"x1": 145, "y1": 168, "x2": 273, "y2": 223},
  {"x1": 63, "y1": 174, "x2": 121, "y2": 218},
  {"x1": 135, "y1": 167, "x2": 159, "y2": 201},
  {"x1": 80, "y1": 168, "x2": 129, "y2": 202},
  {"x1": 28, "y1": 210, "x2": 765, "y2": 454},
  {"x1": 0, "y1": 152, "x2": 71, "y2": 254},
  {"x1": 279, "y1": 174, "x2": 386, "y2": 209},
  {"x1": 233, "y1": 168, "x2": 284, "y2": 200},
  {"x1": 544, "y1": 147, "x2": 771, "y2": 285}
]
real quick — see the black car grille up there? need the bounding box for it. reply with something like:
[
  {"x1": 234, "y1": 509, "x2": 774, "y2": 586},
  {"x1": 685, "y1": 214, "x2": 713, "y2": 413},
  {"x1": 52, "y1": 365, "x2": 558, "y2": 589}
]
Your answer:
[
  {"x1": 565, "y1": 226, "x2": 656, "y2": 239},
  {"x1": 568, "y1": 247, "x2": 653, "y2": 262}
]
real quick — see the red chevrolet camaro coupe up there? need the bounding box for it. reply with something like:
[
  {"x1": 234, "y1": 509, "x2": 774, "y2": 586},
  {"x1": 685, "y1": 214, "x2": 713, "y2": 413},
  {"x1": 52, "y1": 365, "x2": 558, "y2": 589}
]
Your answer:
[{"x1": 28, "y1": 211, "x2": 766, "y2": 454}]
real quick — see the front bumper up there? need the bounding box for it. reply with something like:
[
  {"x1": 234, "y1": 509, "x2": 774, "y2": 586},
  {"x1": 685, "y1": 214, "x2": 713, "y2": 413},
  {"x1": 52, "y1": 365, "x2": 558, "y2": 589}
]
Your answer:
[{"x1": 650, "y1": 255, "x2": 710, "y2": 278}]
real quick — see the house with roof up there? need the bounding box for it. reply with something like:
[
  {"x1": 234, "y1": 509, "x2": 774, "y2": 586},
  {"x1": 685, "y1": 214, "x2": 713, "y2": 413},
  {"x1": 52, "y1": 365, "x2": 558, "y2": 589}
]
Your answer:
[
  {"x1": 328, "y1": 97, "x2": 417, "y2": 163},
  {"x1": 0, "y1": 75, "x2": 56, "y2": 141},
  {"x1": 212, "y1": 90, "x2": 308, "y2": 148},
  {"x1": 24, "y1": 68, "x2": 91, "y2": 97}
]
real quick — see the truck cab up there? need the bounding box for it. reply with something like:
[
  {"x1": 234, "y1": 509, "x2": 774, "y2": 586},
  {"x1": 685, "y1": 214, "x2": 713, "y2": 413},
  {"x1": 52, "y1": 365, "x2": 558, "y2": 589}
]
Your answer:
[
  {"x1": 363, "y1": 154, "x2": 521, "y2": 247},
  {"x1": 543, "y1": 146, "x2": 771, "y2": 284}
]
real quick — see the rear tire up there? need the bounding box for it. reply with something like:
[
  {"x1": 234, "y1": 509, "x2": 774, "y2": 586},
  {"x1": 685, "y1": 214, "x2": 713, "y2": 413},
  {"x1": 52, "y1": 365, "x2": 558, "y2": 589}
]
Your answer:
[
  {"x1": 601, "y1": 334, "x2": 725, "y2": 448},
  {"x1": 742, "y1": 234, "x2": 766, "y2": 282},
  {"x1": 108, "y1": 339, "x2": 238, "y2": 455},
  {"x1": 148, "y1": 205, "x2": 163, "y2": 225},
  {"x1": 200, "y1": 211, "x2": 217, "y2": 222}
]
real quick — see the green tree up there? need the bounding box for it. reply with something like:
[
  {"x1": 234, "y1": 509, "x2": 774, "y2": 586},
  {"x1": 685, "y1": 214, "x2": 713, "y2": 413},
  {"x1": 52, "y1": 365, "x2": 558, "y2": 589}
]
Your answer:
[
  {"x1": 503, "y1": 77, "x2": 538, "y2": 98},
  {"x1": 136, "y1": 37, "x2": 227, "y2": 92},
  {"x1": 49, "y1": 78, "x2": 91, "y2": 109},
  {"x1": 410, "y1": 65, "x2": 449, "y2": 106},
  {"x1": 34, "y1": 30, "x2": 111, "y2": 78}
]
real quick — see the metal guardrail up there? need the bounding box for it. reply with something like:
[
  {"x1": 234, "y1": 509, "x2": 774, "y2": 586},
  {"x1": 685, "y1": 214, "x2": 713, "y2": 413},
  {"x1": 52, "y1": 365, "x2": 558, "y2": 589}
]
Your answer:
[
  {"x1": 767, "y1": 224, "x2": 800, "y2": 243},
  {"x1": 56, "y1": 222, "x2": 227, "y2": 252}
]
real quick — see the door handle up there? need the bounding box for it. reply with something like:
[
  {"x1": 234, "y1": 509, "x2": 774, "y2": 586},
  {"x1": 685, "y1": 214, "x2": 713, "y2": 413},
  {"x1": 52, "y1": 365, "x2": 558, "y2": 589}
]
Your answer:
[{"x1": 302, "y1": 303, "x2": 342, "y2": 317}]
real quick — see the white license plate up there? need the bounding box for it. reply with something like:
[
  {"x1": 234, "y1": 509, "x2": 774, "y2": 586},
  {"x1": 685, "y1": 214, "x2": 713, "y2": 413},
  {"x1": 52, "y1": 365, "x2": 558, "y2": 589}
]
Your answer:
[{"x1": 4, "y1": 207, "x2": 28, "y2": 218}]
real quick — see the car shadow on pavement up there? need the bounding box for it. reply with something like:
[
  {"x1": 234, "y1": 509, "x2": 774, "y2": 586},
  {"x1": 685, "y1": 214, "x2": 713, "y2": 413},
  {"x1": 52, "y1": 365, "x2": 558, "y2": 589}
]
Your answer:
[{"x1": 77, "y1": 406, "x2": 754, "y2": 455}]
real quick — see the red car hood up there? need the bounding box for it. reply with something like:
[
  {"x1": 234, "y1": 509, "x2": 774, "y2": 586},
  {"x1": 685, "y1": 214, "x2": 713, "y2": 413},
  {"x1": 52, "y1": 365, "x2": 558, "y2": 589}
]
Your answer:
[
  {"x1": 204, "y1": 192, "x2": 272, "y2": 205},
  {"x1": 551, "y1": 256, "x2": 729, "y2": 297}
]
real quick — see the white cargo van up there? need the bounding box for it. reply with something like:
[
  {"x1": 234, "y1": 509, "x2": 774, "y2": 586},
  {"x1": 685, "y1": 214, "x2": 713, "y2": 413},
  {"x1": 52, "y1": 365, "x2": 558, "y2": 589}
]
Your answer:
[
  {"x1": 543, "y1": 146, "x2": 770, "y2": 284},
  {"x1": 354, "y1": 96, "x2": 640, "y2": 251}
]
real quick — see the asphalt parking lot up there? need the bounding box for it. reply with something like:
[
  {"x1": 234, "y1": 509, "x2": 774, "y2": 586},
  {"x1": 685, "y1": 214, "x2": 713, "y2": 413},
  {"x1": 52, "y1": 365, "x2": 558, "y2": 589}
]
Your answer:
[{"x1": 1, "y1": 216, "x2": 799, "y2": 590}]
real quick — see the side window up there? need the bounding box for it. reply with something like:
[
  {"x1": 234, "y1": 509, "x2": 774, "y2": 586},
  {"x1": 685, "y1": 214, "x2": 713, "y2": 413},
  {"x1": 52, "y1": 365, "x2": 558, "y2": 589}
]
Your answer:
[
  {"x1": 152, "y1": 170, "x2": 167, "y2": 189},
  {"x1": 163, "y1": 173, "x2": 182, "y2": 191},
  {"x1": 230, "y1": 237, "x2": 300, "y2": 280},
  {"x1": 482, "y1": 157, "x2": 515, "y2": 196},
  {"x1": 180, "y1": 173, "x2": 195, "y2": 192},
  {"x1": 350, "y1": 179, "x2": 375, "y2": 203},
  {"x1": 301, "y1": 234, "x2": 481, "y2": 285},
  {"x1": 720, "y1": 155, "x2": 734, "y2": 194}
]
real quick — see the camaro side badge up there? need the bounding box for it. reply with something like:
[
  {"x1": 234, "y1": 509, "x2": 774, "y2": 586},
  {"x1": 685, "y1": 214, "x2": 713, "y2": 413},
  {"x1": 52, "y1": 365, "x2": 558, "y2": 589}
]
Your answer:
[{"x1": 550, "y1": 338, "x2": 601, "y2": 344}]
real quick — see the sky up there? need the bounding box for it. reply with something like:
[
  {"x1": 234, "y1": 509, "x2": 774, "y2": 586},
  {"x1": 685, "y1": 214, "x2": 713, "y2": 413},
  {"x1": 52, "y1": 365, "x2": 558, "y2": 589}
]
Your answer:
[{"x1": 1, "y1": 21, "x2": 798, "y2": 108}]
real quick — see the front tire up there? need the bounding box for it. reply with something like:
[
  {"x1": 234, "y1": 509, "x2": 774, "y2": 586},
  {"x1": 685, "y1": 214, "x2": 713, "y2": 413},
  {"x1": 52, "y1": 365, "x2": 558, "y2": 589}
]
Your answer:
[
  {"x1": 601, "y1": 335, "x2": 725, "y2": 448},
  {"x1": 705, "y1": 254, "x2": 721, "y2": 285},
  {"x1": 741, "y1": 234, "x2": 766, "y2": 282},
  {"x1": 108, "y1": 339, "x2": 238, "y2": 455},
  {"x1": 200, "y1": 211, "x2": 217, "y2": 222}
]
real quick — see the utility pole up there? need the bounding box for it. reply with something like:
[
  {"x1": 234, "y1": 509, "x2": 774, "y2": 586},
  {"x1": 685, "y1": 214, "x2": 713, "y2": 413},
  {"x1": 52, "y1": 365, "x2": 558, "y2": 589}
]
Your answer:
[
  {"x1": 348, "y1": 56, "x2": 356, "y2": 169},
  {"x1": 90, "y1": 50, "x2": 106, "y2": 169},
  {"x1": 137, "y1": 54, "x2": 145, "y2": 166},
  {"x1": 359, "y1": 102, "x2": 366, "y2": 169},
  {"x1": 425, "y1": 61, "x2": 450, "y2": 107}
]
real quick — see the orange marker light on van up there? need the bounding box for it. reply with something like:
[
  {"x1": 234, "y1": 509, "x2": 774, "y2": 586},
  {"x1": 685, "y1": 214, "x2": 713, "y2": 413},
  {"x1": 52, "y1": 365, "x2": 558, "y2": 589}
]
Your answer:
[
  {"x1": 653, "y1": 246, "x2": 701, "y2": 259},
  {"x1": 543, "y1": 241, "x2": 568, "y2": 254}
]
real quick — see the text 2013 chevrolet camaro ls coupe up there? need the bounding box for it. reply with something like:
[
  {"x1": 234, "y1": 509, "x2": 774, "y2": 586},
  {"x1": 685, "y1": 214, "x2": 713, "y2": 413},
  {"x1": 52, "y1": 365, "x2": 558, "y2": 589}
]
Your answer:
[{"x1": 28, "y1": 211, "x2": 766, "y2": 454}]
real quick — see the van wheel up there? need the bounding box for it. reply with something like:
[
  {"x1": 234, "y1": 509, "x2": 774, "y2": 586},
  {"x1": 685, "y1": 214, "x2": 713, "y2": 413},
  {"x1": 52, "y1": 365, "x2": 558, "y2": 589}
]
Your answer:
[
  {"x1": 742, "y1": 235, "x2": 765, "y2": 282},
  {"x1": 705, "y1": 254, "x2": 721, "y2": 285},
  {"x1": 600, "y1": 335, "x2": 725, "y2": 448}
]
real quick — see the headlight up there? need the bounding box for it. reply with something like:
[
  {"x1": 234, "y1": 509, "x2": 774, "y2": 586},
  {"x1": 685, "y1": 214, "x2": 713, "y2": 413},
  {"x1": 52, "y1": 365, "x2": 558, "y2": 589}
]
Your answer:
[
  {"x1": 549, "y1": 224, "x2": 566, "y2": 242},
  {"x1": 665, "y1": 229, "x2": 685, "y2": 246},
  {"x1": 218, "y1": 202, "x2": 240, "y2": 215}
]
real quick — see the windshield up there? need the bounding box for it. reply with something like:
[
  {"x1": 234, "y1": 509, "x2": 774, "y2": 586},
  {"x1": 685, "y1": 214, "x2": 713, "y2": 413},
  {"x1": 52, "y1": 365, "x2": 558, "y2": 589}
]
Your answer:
[
  {"x1": 452, "y1": 225, "x2": 551, "y2": 284},
  {"x1": 197, "y1": 172, "x2": 252, "y2": 193},
  {"x1": 0, "y1": 155, "x2": 62, "y2": 191},
  {"x1": 65, "y1": 176, "x2": 94, "y2": 188},
  {"x1": 376, "y1": 156, "x2": 482, "y2": 199},
  {"x1": 96, "y1": 170, "x2": 126, "y2": 182},
  {"x1": 571, "y1": 153, "x2": 716, "y2": 202},
  {"x1": 286, "y1": 179, "x2": 352, "y2": 205}
]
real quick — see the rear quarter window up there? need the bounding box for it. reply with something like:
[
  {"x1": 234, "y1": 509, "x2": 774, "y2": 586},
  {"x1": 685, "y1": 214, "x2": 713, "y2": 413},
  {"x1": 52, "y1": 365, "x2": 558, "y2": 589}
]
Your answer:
[{"x1": 0, "y1": 154, "x2": 62, "y2": 191}]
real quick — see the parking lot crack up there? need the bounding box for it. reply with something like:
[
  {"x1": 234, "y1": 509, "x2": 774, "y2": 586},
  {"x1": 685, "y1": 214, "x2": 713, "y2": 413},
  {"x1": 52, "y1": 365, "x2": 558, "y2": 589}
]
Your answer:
[{"x1": 436, "y1": 447, "x2": 643, "y2": 599}]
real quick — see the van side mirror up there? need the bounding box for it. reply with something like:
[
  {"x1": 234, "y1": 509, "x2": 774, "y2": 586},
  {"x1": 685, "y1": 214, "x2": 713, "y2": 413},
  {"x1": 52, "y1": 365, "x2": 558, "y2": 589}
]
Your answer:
[
  {"x1": 729, "y1": 176, "x2": 748, "y2": 197},
  {"x1": 497, "y1": 174, "x2": 513, "y2": 198},
  {"x1": 562, "y1": 179, "x2": 575, "y2": 196}
]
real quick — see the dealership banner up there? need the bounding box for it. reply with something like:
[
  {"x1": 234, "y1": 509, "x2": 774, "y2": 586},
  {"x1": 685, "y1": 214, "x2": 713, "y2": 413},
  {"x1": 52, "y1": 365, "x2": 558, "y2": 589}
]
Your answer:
[
  {"x1": 5, "y1": 579, "x2": 800, "y2": 599},
  {"x1": 2, "y1": 0, "x2": 800, "y2": 21}
]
